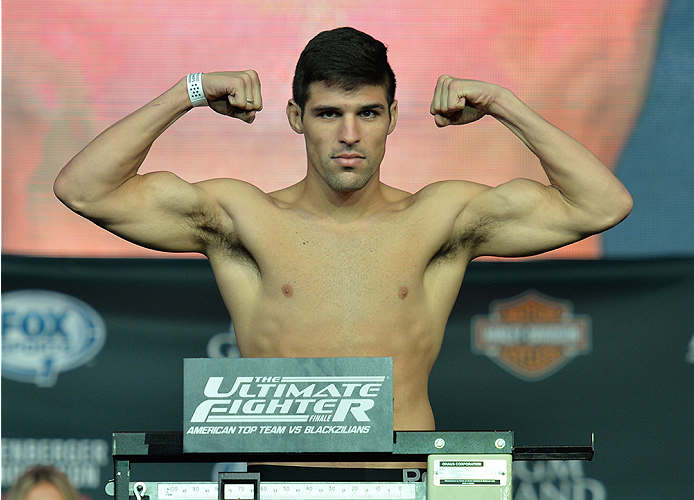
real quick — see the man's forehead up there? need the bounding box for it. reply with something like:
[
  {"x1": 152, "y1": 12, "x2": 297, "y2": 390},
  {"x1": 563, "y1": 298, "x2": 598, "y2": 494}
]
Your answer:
[{"x1": 305, "y1": 81, "x2": 389, "y2": 106}]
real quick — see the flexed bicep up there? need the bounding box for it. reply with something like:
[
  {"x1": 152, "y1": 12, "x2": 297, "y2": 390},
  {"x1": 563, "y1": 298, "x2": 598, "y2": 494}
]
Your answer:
[
  {"x1": 457, "y1": 179, "x2": 592, "y2": 259},
  {"x1": 86, "y1": 172, "x2": 230, "y2": 254}
]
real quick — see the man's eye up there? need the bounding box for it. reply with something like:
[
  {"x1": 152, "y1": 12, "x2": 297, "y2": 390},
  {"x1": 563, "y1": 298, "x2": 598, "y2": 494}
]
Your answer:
[
  {"x1": 361, "y1": 110, "x2": 377, "y2": 118},
  {"x1": 320, "y1": 111, "x2": 339, "y2": 118}
]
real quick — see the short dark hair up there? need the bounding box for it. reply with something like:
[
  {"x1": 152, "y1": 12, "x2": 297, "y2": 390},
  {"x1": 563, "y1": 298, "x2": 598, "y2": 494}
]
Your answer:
[{"x1": 292, "y1": 27, "x2": 396, "y2": 114}]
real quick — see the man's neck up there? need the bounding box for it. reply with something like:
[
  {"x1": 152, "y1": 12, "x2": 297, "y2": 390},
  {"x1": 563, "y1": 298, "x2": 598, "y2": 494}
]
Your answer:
[{"x1": 298, "y1": 174, "x2": 389, "y2": 222}]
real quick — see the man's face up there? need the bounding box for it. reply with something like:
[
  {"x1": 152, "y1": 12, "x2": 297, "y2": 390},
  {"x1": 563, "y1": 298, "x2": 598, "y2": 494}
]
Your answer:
[{"x1": 288, "y1": 82, "x2": 398, "y2": 194}]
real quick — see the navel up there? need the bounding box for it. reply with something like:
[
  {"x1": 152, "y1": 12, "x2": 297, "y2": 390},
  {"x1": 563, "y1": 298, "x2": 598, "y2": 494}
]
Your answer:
[
  {"x1": 398, "y1": 286, "x2": 409, "y2": 300},
  {"x1": 282, "y1": 284, "x2": 295, "y2": 298}
]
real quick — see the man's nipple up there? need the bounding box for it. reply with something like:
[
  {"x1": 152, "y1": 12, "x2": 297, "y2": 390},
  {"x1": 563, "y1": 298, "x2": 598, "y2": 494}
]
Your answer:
[
  {"x1": 399, "y1": 286, "x2": 409, "y2": 300},
  {"x1": 282, "y1": 284, "x2": 294, "y2": 298}
]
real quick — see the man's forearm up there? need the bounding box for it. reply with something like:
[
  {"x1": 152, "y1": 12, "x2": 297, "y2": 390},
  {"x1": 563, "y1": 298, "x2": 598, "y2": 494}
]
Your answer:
[
  {"x1": 54, "y1": 77, "x2": 192, "y2": 209},
  {"x1": 490, "y1": 87, "x2": 633, "y2": 224}
]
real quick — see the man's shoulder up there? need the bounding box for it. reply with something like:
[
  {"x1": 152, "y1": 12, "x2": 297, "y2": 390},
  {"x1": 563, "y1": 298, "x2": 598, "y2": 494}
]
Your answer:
[
  {"x1": 194, "y1": 178, "x2": 277, "y2": 208},
  {"x1": 196, "y1": 177, "x2": 267, "y2": 193},
  {"x1": 413, "y1": 179, "x2": 490, "y2": 205},
  {"x1": 378, "y1": 180, "x2": 484, "y2": 206}
]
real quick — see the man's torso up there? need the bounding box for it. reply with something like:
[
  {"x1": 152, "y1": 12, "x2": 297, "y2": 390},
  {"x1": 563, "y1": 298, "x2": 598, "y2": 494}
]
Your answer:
[{"x1": 201, "y1": 179, "x2": 476, "y2": 431}]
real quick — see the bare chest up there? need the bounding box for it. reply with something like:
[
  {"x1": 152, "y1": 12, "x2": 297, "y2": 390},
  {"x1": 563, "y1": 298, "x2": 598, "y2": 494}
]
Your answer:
[
  {"x1": 207, "y1": 205, "x2": 463, "y2": 367},
  {"x1": 253, "y1": 216, "x2": 432, "y2": 303}
]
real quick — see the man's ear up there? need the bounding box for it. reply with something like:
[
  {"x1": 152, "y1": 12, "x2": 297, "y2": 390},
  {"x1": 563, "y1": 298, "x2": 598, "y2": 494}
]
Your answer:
[
  {"x1": 387, "y1": 100, "x2": 398, "y2": 135},
  {"x1": 286, "y1": 100, "x2": 304, "y2": 134}
]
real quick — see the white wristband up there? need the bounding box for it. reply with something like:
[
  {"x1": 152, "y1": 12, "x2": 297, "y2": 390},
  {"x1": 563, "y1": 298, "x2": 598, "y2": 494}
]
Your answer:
[{"x1": 186, "y1": 73, "x2": 208, "y2": 107}]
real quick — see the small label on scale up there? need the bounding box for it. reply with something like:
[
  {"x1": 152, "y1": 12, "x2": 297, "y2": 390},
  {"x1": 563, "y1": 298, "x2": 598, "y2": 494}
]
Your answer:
[
  {"x1": 432, "y1": 459, "x2": 507, "y2": 486},
  {"x1": 224, "y1": 483, "x2": 255, "y2": 499},
  {"x1": 159, "y1": 483, "x2": 218, "y2": 498}
]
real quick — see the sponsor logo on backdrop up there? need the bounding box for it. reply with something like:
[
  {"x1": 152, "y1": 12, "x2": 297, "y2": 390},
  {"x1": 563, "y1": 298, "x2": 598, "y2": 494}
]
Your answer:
[
  {"x1": 1, "y1": 438, "x2": 110, "y2": 491},
  {"x1": 1, "y1": 290, "x2": 107, "y2": 387},
  {"x1": 513, "y1": 460, "x2": 606, "y2": 500},
  {"x1": 471, "y1": 290, "x2": 591, "y2": 381}
]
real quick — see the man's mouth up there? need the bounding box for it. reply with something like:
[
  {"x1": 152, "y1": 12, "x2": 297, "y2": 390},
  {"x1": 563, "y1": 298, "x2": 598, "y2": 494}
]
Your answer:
[{"x1": 332, "y1": 152, "x2": 365, "y2": 168}]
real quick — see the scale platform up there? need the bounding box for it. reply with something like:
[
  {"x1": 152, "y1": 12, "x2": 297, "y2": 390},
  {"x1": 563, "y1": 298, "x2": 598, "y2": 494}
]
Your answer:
[{"x1": 107, "y1": 431, "x2": 593, "y2": 500}]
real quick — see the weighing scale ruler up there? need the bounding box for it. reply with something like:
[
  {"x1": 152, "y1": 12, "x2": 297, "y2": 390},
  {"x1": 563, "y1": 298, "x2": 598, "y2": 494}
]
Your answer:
[{"x1": 113, "y1": 481, "x2": 421, "y2": 500}]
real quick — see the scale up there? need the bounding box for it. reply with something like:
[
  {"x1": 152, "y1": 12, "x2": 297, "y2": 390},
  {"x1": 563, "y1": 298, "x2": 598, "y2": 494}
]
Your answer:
[
  {"x1": 106, "y1": 430, "x2": 593, "y2": 500},
  {"x1": 108, "y1": 359, "x2": 594, "y2": 499}
]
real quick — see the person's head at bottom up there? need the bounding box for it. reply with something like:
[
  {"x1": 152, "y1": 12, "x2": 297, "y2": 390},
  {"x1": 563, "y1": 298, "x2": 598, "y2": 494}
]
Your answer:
[{"x1": 7, "y1": 465, "x2": 81, "y2": 500}]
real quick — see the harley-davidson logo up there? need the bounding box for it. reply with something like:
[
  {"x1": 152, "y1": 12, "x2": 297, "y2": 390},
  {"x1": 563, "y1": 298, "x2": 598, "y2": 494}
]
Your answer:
[{"x1": 471, "y1": 290, "x2": 591, "y2": 381}]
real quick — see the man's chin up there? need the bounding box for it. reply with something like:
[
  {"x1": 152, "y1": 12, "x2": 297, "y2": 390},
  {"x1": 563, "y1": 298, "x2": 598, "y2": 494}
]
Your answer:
[
  {"x1": 330, "y1": 178, "x2": 373, "y2": 193},
  {"x1": 324, "y1": 171, "x2": 374, "y2": 193}
]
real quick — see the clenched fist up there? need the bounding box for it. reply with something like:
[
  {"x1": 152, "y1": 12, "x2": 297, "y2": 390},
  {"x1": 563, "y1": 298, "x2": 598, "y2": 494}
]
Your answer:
[
  {"x1": 430, "y1": 75, "x2": 502, "y2": 128},
  {"x1": 200, "y1": 70, "x2": 263, "y2": 123}
]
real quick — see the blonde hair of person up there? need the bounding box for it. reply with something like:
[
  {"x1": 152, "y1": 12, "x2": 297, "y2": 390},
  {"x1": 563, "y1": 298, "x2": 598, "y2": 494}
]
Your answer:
[{"x1": 7, "y1": 465, "x2": 81, "y2": 500}]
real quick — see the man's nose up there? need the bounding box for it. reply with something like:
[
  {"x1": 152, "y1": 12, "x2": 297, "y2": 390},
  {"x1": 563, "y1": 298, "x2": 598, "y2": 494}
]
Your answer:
[{"x1": 338, "y1": 115, "x2": 360, "y2": 145}]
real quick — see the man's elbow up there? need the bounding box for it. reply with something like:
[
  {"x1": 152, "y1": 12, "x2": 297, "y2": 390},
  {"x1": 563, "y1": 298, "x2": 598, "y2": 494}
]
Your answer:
[
  {"x1": 54, "y1": 170, "x2": 72, "y2": 205},
  {"x1": 53, "y1": 169, "x2": 88, "y2": 214},
  {"x1": 598, "y1": 187, "x2": 634, "y2": 232},
  {"x1": 573, "y1": 187, "x2": 633, "y2": 237},
  {"x1": 612, "y1": 188, "x2": 633, "y2": 223}
]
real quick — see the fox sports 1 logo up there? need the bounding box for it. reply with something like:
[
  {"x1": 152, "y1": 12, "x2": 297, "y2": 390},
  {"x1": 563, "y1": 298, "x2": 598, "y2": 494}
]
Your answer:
[{"x1": 2, "y1": 290, "x2": 107, "y2": 387}]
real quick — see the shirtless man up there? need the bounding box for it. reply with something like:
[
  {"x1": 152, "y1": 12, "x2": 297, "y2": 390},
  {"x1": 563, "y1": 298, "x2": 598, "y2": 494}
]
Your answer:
[{"x1": 54, "y1": 28, "x2": 632, "y2": 442}]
